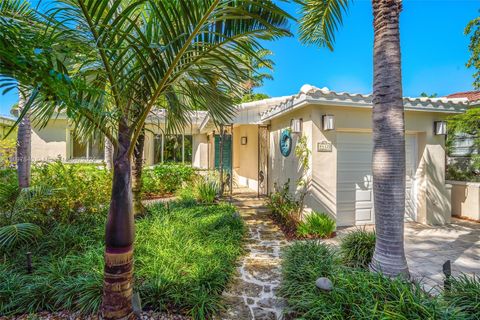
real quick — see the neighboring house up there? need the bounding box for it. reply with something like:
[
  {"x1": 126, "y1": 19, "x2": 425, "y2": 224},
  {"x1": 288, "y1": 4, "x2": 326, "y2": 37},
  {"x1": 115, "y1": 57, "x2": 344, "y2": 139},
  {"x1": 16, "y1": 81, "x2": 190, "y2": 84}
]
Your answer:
[
  {"x1": 28, "y1": 85, "x2": 472, "y2": 226},
  {"x1": 0, "y1": 114, "x2": 15, "y2": 139}
]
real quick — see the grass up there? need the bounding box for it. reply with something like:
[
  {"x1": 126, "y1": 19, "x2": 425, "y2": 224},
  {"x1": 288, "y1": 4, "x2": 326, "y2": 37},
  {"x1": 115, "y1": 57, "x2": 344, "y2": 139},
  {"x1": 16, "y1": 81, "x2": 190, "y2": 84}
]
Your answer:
[
  {"x1": 296, "y1": 212, "x2": 336, "y2": 238},
  {"x1": 0, "y1": 201, "x2": 244, "y2": 319},
  {"x1": 279, "y1": 241, "x2": 469, "y2": 319},
  {"x1": 339, "y1": 228, "x2": 376, "y2": 269}
]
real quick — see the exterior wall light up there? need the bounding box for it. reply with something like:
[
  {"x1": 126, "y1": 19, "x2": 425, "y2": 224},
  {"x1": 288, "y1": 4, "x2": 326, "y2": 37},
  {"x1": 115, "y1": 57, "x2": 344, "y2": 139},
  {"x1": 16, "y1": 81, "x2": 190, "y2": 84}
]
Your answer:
[
  {"x1": 322, "y1": 114, "x2": 335, "y2": 131},
  {"x1": 241, "y1": 136, "x2": 248, "y2": 145},
  {"x1": 434, "y1": 121, "x2": 447, "y2": 135},
  {"x1": 291, "y1": 118, "x2": 303, "y2": 134}
]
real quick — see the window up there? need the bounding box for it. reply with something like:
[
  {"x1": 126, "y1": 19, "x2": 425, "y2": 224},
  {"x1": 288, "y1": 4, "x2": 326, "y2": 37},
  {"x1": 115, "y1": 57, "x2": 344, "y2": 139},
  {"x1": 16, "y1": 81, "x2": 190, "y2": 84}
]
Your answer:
[
  {"x1": 71, "y1": 132, "x2": 105, "y2": 160},
  {"x1": 153, "y1": 134, "x2": 193, "y2": 164}
]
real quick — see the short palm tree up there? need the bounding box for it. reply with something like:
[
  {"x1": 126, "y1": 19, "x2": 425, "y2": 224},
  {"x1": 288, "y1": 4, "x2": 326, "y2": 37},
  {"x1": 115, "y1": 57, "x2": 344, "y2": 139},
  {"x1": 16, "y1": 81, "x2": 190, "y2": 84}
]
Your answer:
[
  {"x1": 296, "y1": 0, "x2": 409, "y2": 277},
  {"x1": 1, "y1": 1, "x2": 291, "y2": 318}
]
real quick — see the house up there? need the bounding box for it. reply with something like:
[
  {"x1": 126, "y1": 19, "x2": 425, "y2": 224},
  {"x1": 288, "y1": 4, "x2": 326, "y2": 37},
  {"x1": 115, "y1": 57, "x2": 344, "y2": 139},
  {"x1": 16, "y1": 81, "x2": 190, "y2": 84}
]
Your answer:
[
  {"x1": 26, "y1": 85, "x2": 472, "y2": 226},
  {"x1": 0, "y1": 114, "x2": 15, "y2": 139}
]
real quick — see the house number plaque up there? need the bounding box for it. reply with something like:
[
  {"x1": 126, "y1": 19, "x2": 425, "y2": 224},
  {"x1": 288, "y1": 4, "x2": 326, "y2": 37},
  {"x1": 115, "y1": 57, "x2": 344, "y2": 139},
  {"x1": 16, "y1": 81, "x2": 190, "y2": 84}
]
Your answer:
[{"x1": 317, "y1": 141, "x2": 332, "y2": 152}]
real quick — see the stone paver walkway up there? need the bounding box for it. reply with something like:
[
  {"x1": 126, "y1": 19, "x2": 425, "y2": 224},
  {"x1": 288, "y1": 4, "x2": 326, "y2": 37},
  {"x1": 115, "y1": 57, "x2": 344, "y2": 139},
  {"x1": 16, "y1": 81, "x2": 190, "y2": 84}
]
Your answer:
[
  {"x1": 218, "y1": 188, "x2": 288, "y2": 320},
  {"x1": 329, "y1": 218, "x2": 480, "y2": 293}
]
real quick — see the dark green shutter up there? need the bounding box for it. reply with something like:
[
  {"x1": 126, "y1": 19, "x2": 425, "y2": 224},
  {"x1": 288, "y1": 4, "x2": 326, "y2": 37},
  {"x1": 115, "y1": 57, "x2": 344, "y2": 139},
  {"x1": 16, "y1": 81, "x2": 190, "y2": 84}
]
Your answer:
[{"x1": 214, "y1": 135, "x2": 232, "y2": 172}]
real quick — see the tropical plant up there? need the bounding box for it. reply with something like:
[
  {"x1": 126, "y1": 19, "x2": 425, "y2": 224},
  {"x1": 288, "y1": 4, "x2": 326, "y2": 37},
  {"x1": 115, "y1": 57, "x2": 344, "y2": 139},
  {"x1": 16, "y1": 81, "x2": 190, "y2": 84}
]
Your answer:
[
  {"x1": 0, "y1": 222, "x2": 41, "y2": 250},
  {"x1": 1, "y1": 1, "x2": 291, "y2": 317},
  {"x1": 266, "y1": 180, "x2": 300, "y2": 223},
  {"x1": 296, "y1": 211, "x2": 335, "y2": 238},
  {"x1": 0, "y1": 202, "x2": 244, "y2": 319},
  {"x1": 196, "y1": 175, "x2": 220, "y2": 204},
  {"x1": 340, "y1": 228, "x2": 376, "y2": 269},
  {"x1": 279, "y1": 241, "x2": 464, "y2": 319},
  {"x1": 296, "y1": 0, "x2": 409, "y2": 277}
]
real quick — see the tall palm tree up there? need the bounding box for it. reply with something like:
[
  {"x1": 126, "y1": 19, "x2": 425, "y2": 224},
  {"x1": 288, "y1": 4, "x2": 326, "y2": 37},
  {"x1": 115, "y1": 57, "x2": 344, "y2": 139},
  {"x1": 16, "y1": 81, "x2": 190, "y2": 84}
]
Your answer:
[
  {"x1": 1, "y1": 1, "x2": 291, "y2": 318},
  {"x1": 296, "y1": 0, "x2": 409, "y2": 277}
]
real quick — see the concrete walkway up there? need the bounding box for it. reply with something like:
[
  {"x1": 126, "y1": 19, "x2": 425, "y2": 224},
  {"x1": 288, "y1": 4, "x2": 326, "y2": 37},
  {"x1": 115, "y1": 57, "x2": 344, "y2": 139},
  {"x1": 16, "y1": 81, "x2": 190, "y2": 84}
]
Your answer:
[
  {"x1": 331, "y1": 218, "x2": 480, "y2": 293},
  {"x1": 218, "y1": 188, "x2": 288, "y2": 320}
]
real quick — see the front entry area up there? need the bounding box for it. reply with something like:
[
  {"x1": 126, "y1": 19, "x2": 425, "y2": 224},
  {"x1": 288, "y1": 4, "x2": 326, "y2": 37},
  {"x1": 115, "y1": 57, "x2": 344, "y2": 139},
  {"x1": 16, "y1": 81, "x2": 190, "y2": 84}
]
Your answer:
[{"x1": 337, "y1": 132, "x2": 418, "y2": 226}]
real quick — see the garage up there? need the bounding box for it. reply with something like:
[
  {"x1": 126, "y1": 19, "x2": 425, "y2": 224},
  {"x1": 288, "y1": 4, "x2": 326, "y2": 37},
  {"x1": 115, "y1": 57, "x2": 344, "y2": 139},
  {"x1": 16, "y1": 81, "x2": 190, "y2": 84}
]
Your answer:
[{"x1": 337, "y1": 132, "x2": 417, "y2": 226}]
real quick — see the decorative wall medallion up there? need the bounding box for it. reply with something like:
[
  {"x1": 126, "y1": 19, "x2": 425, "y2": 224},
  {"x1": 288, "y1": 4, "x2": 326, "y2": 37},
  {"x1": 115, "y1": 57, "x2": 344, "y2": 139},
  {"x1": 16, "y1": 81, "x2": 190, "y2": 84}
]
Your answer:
[{"x1": 280, "y1": 130, "x2": 292, "y2": 157}]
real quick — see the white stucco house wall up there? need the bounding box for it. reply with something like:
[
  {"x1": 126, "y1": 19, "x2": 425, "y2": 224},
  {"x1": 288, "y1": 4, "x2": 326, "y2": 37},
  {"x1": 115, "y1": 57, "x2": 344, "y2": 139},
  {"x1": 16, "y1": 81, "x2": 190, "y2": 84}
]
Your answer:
[{"x1": 26, "y1": 85, "x2": 474, "y2": 226}]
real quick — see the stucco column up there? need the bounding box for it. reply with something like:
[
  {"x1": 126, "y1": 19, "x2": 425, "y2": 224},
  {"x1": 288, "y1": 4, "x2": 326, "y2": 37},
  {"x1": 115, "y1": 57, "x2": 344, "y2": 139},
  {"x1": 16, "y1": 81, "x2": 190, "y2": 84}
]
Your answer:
[{"x1": 416, "y1": 133, "x2": 451, "y2": 225}]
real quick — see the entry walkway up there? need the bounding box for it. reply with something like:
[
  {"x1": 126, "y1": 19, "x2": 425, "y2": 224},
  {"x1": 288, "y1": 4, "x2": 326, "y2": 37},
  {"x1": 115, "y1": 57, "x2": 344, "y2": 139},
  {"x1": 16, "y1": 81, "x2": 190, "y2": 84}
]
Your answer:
[{"x1": 219, "y1": 188, "x2": 288, "y2": 320}]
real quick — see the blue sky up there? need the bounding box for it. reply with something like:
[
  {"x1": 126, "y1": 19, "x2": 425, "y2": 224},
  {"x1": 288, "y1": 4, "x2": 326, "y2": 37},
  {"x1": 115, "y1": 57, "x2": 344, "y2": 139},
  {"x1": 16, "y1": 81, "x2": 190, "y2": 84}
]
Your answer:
[{"x1": 0, "y1": 0, "x2": 478, "y2": 115}]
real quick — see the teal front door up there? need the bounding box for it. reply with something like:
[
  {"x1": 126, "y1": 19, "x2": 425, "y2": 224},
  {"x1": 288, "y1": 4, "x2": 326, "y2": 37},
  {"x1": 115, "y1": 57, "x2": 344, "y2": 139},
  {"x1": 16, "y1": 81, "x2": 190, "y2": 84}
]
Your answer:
[{"x1": 214, "y1": 134, "x2": 232, "y2": 173}]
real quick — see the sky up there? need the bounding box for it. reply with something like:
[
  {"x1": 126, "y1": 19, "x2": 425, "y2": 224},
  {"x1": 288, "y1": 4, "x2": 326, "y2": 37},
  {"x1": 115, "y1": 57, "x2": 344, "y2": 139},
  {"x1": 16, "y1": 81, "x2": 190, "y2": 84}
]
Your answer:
[{"x1": 0, "y1": 0, "x2": 478, "y2": 116}]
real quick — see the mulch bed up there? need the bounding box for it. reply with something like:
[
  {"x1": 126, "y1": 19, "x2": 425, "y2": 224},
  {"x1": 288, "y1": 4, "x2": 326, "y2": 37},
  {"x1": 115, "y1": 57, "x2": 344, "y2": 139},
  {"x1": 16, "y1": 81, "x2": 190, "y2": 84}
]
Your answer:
[{"x1": 269, "y1": 212, "x2": 336, "y2": 241}]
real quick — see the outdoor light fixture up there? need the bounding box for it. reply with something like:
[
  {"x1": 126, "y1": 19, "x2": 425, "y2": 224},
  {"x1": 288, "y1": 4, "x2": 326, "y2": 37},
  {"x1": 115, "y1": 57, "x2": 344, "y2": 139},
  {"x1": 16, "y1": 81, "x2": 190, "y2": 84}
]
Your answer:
[
  {"x1": 322, "y1": 114, "x2": 335, "y2": 131},
  {"x1": 291, "y1": 118, "x2": 303, "y2": 133},
  {"x1": 241, "y1": 136, "x2": 248, "y2": 145},
  {"x1": 434, "y1": 121, "x2": 447, "y2": 135}
]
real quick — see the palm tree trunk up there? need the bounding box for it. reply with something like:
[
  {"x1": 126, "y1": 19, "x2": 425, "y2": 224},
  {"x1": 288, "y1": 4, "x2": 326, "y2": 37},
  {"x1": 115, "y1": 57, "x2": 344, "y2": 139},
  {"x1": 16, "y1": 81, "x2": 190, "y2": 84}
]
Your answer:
[
  {"x1": 16, "y1": 93, "x2": 31, "y2": 189},
  {"x1": 370, "y1": 0, "x2": 409, "y2": 278},
  {"x1": 105, "y1": 137, "x2": 114, "y2": 171},
  {"x1": 132, "y1": 127, "x2": 145, "y2": 216},
  {"x1": 219, "y1": 125, "x2": 224, "y2": 196},
  {"x1": 102, "y1": 119, "x2": 135, "y2": 320}
]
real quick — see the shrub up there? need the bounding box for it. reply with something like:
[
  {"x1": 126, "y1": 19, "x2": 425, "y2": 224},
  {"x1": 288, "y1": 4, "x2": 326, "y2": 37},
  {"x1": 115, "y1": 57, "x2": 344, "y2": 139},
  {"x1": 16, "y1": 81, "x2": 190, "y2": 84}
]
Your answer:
[
  {"x1": 142, "y1": 163, "x2": 195, "y2": 197},
  {"x1": 279, "y1": 242, "x2": 463, "y2": 320},
  {"x1": 195, "y1": 175, "x2": 220, "y2": 204},
  {"x1": 444, "y1": 274, "x2": 480, "y2": 319},
  {"x1": 340, "y1": 228, "x2": 376, "y2": 269},
  {"x1": 24, "y1": 161, "x2": 111, "y2": 226},
  {"x1": 266, "y1": 180, "x2": 299, "y2": 223},
  {"x1": 297, "y1": 212, "x2": 335, "y2": 238},
  {"x1": 0, "y1": 139, "x2": 16, "y2": 169}
]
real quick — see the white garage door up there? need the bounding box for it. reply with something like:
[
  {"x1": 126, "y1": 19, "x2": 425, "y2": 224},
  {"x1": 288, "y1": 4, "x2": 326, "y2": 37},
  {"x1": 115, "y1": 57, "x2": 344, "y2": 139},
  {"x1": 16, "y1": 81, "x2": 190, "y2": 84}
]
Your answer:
[{"x1": 337, "y1": 132, "x2": 417, "y2": 226}]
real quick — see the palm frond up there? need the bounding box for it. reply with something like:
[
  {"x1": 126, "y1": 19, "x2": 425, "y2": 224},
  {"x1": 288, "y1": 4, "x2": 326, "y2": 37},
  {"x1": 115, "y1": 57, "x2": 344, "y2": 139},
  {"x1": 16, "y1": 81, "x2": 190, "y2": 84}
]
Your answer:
[
  {"x1": 296, "y1": 0, "x2": 350, "y2": 50},
  {"x1": 0, "y1": 223, "x2": 42, "y2": 249}
]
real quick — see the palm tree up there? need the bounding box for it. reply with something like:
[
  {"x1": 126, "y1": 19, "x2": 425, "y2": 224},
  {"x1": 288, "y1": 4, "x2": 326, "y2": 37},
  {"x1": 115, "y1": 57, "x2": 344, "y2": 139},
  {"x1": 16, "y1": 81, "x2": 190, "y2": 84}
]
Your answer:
[
  {"x1": 296, "y1": 0, "x2": 409, "y2": 277},
  {"x1": 1, "y1": 1, "x2": 291, "y2": 318},
  {"x1": 16, "y1": 91, "x2": 31, "y2": 188}
]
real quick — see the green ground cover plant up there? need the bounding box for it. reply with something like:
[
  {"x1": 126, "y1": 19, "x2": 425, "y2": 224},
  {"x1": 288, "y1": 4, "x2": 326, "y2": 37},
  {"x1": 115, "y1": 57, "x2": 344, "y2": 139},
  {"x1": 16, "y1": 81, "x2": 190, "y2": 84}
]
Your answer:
[
  {"x1": 280, "y1": 241, "x2": 476, "y2": 319},
  {"x1": 339, "y1": 228, "x2": 376, "y2": 269},
  {"x1": 296, "y1": 212, "x2": 335, "y2": 238},
  {"x1": 0, "y1": 200, "x2": 244, "y2": 319}
]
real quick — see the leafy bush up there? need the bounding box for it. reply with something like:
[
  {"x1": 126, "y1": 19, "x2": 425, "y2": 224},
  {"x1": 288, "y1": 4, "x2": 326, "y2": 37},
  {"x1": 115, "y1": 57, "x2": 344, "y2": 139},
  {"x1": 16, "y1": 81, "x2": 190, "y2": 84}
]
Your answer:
[
  {"x1": 266, "y1": 180, "x2": 299, "y2": 224},
  {"x1": 24, "y1": 161, "x2": 111, "y2": 226},
  {"x1": 340, "y1": 228, "x2": 376, "y2": 269},
  {"x1": 0, "y1": 139, "x2": 16, "y2": 169},
  {"x1": 280, "y1": 241, "x2": 464, "y2": 319},
  {"x1": 195, "y1": 175, "x2": 220, "y2": 204},
  {"x1": 0, "y1": 202, "x2": 244, "y2": 319},
  {"x1": 444, "y1": 274, "x2": 480, "y2": 319},
  {"x1": 297, "y1": 212, "x2": 335, "y2": 238},
  {"x1": 142, "y1": 163, "x2": 195, "y2": 197}
]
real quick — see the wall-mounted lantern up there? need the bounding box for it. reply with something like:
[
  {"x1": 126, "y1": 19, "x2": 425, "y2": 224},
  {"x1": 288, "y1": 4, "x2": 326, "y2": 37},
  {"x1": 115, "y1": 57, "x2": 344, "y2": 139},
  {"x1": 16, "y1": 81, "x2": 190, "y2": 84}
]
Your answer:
[
  {"x1": 322, "y1": 114, "x2": 335, "y2": 131},
  {"x1": 434, "y1": 121, "x2": 447, "y2": 135},
  {"x1": 241, "y1": 136, "x2": 248, "y2": 145},
  {"x1": 291, "y1": 118, "x2": 303, "y2": 134}
]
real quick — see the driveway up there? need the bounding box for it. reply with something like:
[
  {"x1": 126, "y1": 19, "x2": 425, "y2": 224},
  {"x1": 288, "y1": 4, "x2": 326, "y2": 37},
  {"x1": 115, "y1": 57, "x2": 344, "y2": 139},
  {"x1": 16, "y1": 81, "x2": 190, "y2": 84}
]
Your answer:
[{"x1": 333, "y1": 218, "x2": 480, "y2": 293}]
